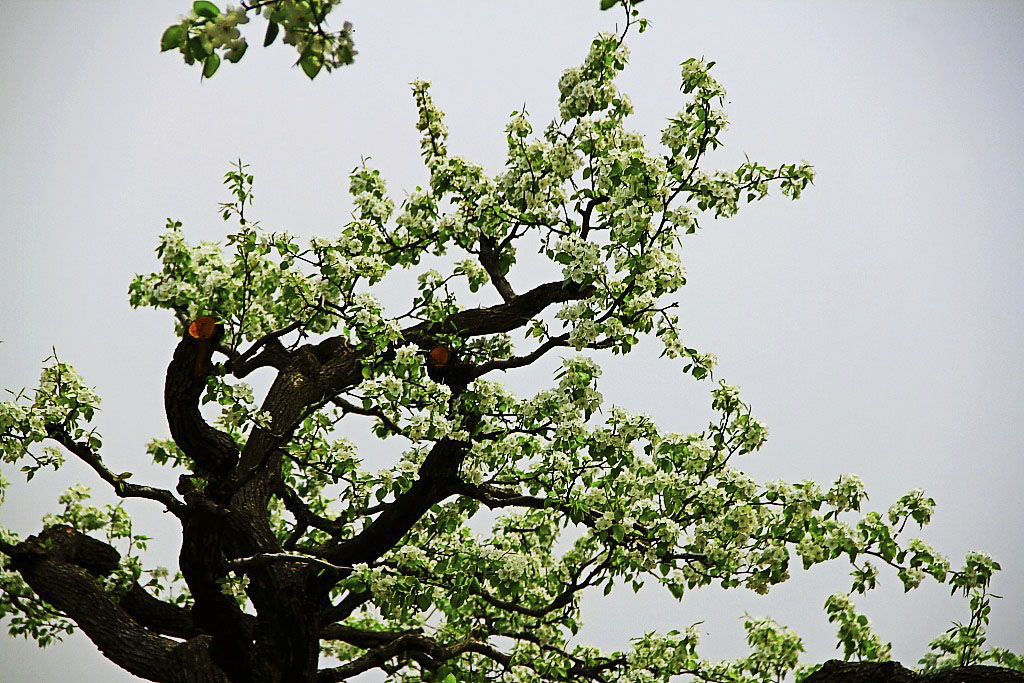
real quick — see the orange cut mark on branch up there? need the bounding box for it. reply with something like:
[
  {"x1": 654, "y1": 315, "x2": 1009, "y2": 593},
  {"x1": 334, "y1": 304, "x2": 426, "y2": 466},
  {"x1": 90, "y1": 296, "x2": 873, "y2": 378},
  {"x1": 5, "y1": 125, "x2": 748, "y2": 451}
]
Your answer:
[
  {"x1": 429, "y1": 345, "x2": 451, "y2": 368},
  {"x1": 188, "y1": 316, "x2": 218, "y2": 340}
]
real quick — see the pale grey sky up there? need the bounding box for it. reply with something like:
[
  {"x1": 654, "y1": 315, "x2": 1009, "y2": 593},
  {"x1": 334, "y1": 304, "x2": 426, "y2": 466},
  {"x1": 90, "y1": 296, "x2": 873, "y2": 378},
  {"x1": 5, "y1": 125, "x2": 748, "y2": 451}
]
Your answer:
[{"x1": 1, "y1": 1, "x2": 1022, "y2": 681}]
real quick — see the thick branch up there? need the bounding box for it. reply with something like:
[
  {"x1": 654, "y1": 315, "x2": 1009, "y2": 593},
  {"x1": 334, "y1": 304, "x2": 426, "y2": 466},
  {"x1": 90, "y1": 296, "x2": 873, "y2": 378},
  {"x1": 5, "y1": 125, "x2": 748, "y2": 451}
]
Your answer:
[
  {"x1": 226, "y1": 321, "x2": 300, "y2": 378},
  {"x1": 118, "y1": 582, "x2": 201, "y2": 640},
  {"x1": 177, "y1": 493, "x2": 257, "y2": 680},
  {"x1": 320, "y1": 437, "x2": 469, "y2": 569},
  {"x1": 476, "y1": 580, "x2": 580, "y2": 619},
  {"x1": 7, "y1": 526, "x2": 229, "y2": 683},
  {"x1": 277, "y1": 481, "x2": 345, "y2": 536},
  {"x1": 803, "y1": 660, "x2": 1024, "y2": 683},
  {"x1": 312, "y1": 279, "x2": 591, "y2": 403},
  {"x1": 316, "y1": 633, "x2": 509, "y2": 683},
  {"x1": 477, "y1": 235, "x2": 516, "y2": 302},
  {"x1": 453, "y1": 481, "x2": 549, "y2": 511},
  {"x1": 164, "y1": 330, "x2": 240, "y2": 477},
  {"x1": 579, "y1": 195, "x2": 608, "y2": 240},
  {"x1": 0, "y1": 525, "x2": 198, "y2": 640},
  {"x1": 319, "y1": 623, "x2": 422, "y2": 648},
  {"x1": 319, "y1": 590, "x2": 372, "y2": 626},
  {"x1": 470, "y1": 334, "x2": 569, "y2": 379},
  {"x1": 404, "y1": 279, "x2": 591, "y2": 341},
  {"x1": 315, "y1": 634, "x2": 430, "y2": 682}
]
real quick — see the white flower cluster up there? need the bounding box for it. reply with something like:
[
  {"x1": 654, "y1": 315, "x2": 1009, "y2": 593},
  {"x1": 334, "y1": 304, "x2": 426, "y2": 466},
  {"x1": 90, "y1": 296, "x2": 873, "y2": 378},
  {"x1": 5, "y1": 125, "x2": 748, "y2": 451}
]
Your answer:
[
  {"x1": 496, "y1": 551, "x2": 533, "y2": 582},
  {"x1": 607, "y1": 199, "x2": 651, "y2": 239},
  {"x1": 557, "y1": 69, "x2": 599, "y2": 120},
  {"x1": 0, "y1": 402, "x2": 34, "y2": 434},
  {"x1": 780, "y1": 161, "x2": 817, "y2": 199},
  {"x1": 394, "y1": 198, "x2": 439, "y2": 244},
  {"x1": 554, "y1": 234, "x2": 605, "y2": 284},
  {"x1": 741, "y1": 617, "x2": 805, "y2": 677},
  {"x1": 664, "y1": 206, "x2": 697, "y2": 234},
  {"x1": 758, "y1": 544, "x2": 791, "y2": 574},
  {"x1": 787, "y1": 480, "x2": 824, "y2": 520},
  {"x1": 392, "y1": 544, "x2": 428, "y2": 567},
  {"x1": 202, "y1": 6, "x2": 249, "y2": 61},
  {"x1": 209, "y1": 378, "x2": 259, "y2": 430},
  {"x1": 796, "y1": 535, "x2": 826, "y2": 566},
  {"x1": 37, "y1": 363, "x2": 101, "y2": 411},
  {"x1": 819, "y1": 521, "x2": 858, "y2": 560},
  {"x1": 827, "y1": 474, "x2": 867, "y2": 512},
  {"x1": 466, "y1": 379, "x2": 514, "y2": 415},
  {"x1": 404, "y1": 412, "x2": 455, "y2": 443},
  {"x1": 348, "y1": 292, "x2": 383, "y2": 329},
  {"x1": 568, "y1": 318, "x2": 600, "y2": 350},
  {"x1": 623, "y1": 628, "x2": 700, "y2": 679},
  {"x1": 353, "y1": 192, "x2": 394, "y2": 225},
  {"x1": 393, "y1": 344, "x2": 420, "y2": 367},
  {"x1": 411, "y1": 81, "x2": 449, "y2": 161},
  {"x1": 496, "y1": 140, "x2": 569, "y2": 225},
  {"x1": 900, "y1": 566, "x2": 927, "y2": 590},
  {"x1": 547, "y1": 137, "x2": 582, "y2": 180},
  {"x1": 656, "y1": 322, "x2": 685, "y2": 361},
  {"x1": 660, "y1": 110, "x2": 697, "y2": 153},
  {"x1": 361, "y1": 565, "x2": 398, "y2": 601},
  {"x1": 555, "y1": 357, "x2": 603, "y2": 414},
  {"x1": 704, "y1": 170, "x2": 743, "y2": 218},
  {"x1": 438, "y1": 156, "x2": 495, "y2": 212},
  {"x1": 680, "y1": 57, "x2": 727, "y2": 99},
  {"x1": 557, "y1": 34, "x2": 630, "y2": 120},
  {"x1": 626, "y1": 247, "x2": 686, "y2": 294},
  {"x1": 261, "y1": 0, "x2": 354, "y2": 70},
  {"x1": 955, "y1": 550, "x2": 999, "y2": 590},
  {"x1": 454, "y1": 259, "x2": 488, "y2": 291},
  {"x1": 0, "y1": 360, "x2": 104, "y2": 472},
  {"x1": 506, "y1": 113, "x2": 532, "y2": 139},
  {"x1": 905, "y1": 539, "x2": 949, "y2": 580},
  {"x1": 886, "y1": 487, "x2": 935, "y2": 526}
]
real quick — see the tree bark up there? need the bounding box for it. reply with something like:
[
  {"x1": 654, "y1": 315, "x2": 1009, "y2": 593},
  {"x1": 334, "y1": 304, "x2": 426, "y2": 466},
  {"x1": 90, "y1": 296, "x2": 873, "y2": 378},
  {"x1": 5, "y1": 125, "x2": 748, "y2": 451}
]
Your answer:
[
  {"x1": 7, "y1": 526, "x2": 229, "y2": 683},
  {"x1": 803, "y1": 660, "x2": 1024, "y2": 683}
]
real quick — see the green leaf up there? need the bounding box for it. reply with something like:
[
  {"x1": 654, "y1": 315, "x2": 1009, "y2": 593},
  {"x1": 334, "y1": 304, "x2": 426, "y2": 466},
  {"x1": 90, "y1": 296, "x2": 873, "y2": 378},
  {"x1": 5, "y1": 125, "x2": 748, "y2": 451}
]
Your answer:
[
  {"x1": 202, "y1": 54, "x2": 221, "y2": 79},
  {"x1": 160, "y1": 24, "x2": 187, "y2": 52},
  {"x1": 225, "y1": 41, "x2": 248, "y2": 63},
  {"x1": 299, "y1": 54, "x2": 322, "y2": 80},
  {"x1": 193, "y1": 1, "x2": 221, "y2": 18},
  {"x1": 600, "y1": 0, "x2": 619, "y2": 9},
  {"x1": 263, "y1": 20, "x2": 280, "y2": 47},
  {"x1": 188, "y1": 35, "x2": 213, "y2": 60},
  {"x1": 442, "y1": 675, "x2": 457, "y2": 683}
]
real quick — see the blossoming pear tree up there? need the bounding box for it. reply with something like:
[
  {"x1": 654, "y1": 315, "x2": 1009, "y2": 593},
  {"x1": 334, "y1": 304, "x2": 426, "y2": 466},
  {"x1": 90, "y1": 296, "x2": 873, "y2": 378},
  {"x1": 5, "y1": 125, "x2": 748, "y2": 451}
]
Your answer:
[{"x1": 2, "y1": 2, "x2": 1020, "y2": 682}]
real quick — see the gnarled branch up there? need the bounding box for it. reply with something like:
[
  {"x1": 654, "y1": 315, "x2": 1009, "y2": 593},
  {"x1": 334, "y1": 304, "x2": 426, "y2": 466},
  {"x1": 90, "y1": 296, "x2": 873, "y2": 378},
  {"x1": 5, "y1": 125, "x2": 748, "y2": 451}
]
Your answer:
[
  {"x1": 164, "y1": 328, "x2": 240, "y2": 478},
  {"x1": 6, "y1": 526, "x2": 229, "y2": 683}
]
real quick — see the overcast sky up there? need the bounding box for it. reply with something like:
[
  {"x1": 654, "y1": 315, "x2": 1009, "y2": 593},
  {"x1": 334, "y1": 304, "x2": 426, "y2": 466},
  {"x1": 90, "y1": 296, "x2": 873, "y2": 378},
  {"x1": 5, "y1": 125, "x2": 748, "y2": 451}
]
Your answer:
[{"x1": 1, "y1": 1, "x2": 1022, "y2": 681}]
